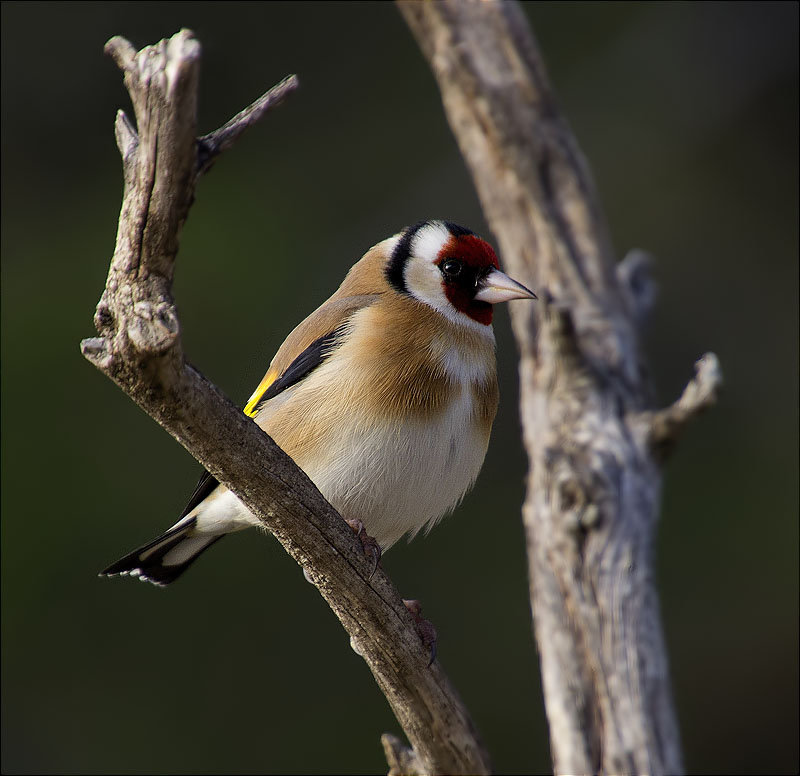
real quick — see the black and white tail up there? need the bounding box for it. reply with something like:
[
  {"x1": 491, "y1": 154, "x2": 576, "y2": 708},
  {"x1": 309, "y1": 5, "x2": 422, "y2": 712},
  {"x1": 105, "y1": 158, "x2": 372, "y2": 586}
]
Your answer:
[{"x1": 99, "y1": 517, "x2": 224, "y2": 586}]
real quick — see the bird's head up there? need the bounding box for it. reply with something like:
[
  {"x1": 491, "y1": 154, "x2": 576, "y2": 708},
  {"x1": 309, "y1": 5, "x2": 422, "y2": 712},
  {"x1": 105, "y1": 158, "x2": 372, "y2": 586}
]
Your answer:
[{"x1": 385, "y1": 220, "x2": 535, "y2": 328}]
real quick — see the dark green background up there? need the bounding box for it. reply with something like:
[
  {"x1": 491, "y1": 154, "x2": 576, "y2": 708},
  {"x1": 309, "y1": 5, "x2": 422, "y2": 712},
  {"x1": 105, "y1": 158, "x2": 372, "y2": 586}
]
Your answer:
[{"x1": 2, "y1": 2, "x2": 797, "y2": 774}]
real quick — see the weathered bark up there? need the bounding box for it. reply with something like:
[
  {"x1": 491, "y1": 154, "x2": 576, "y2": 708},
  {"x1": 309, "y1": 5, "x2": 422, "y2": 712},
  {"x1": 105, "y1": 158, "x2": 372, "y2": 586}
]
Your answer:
[
  {"x1": 398, "y1": 2, "x2": 721, "y2": 774},
  {"x1": 82, "y1": 30, "x2": 490, "y2": 776}
]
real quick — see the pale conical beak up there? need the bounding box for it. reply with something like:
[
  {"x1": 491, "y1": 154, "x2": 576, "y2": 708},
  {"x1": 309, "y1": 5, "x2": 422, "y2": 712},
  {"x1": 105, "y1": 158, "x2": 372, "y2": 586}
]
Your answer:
[{"x1": 474, "y1": 268, "x2": 537, "y2": 304}]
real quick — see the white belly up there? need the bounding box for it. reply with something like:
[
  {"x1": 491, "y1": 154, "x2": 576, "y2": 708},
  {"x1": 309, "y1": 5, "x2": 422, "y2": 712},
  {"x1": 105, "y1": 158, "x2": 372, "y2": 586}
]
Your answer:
[
  {"x1": 187, "y1": 385, "x2": 488, "y2": 548},
  {"x1": 304, "y1": 384, "x2": 489, "y2": 548}
]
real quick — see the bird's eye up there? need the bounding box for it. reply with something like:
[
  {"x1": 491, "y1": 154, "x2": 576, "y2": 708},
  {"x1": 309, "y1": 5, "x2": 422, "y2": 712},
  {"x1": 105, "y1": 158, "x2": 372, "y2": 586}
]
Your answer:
[{"x1": 441, "y1": 259, "x2": 463, "y2": 278}]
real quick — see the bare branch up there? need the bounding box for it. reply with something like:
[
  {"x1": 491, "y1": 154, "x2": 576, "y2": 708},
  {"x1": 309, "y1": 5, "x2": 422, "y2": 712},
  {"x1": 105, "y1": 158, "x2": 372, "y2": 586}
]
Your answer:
[
  {"x1": 83, "y1": 29, "x2": 489, "y2": 776},
  {"x1": 398, "y1": 2, "x2": 719, "y2": 773},
  {"x1": 114, "y1": 110, "x2": 139, "y2": 160},
  {"x1": 642, "y1": 352, "x2": 723, "y2": 458},
  {"x1": 104, "y1": 35, "x2": 137, "y2": 70},
  {"x1": 197, "y1": 74, "x2": 299, "y2": 176},
  {"x1": 382, "y1": 733, "x2": 425, "y2": 776}
]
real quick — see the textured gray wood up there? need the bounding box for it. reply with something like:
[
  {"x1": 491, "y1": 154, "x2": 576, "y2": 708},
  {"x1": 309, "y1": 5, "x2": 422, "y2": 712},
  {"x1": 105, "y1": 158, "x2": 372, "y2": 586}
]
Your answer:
[
  {"x1": 82, "y1": 30, "x2": 490, "y2": 776},
  {"x1": 398, "y1": 2, "x2": 721, "y2": 774}
]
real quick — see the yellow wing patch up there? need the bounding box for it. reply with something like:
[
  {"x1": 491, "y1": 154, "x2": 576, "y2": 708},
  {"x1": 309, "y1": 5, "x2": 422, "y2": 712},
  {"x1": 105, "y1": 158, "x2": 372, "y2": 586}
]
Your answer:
[{"x1": 244, "y1": 369, "x2": 279, "y2": 417}]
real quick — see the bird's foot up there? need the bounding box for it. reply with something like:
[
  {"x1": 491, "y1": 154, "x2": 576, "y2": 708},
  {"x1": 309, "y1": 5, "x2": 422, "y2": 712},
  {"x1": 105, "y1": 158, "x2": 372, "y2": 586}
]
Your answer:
[
  {"x1": 344, "y1": 517, "x2": 382, "y2": 578},
  {"x1": 403, "y1": 598, "x2": 438, "y2": 666}
]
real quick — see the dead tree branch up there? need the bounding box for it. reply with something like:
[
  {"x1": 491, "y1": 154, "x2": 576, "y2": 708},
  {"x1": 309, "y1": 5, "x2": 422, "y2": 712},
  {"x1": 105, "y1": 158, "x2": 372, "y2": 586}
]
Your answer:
[
  {"x1": 399, "y1": 2, "x2": 723, "y2": 774},
  {"x1": 82, "y1": 29, "x2": 489, "y2": 776}
]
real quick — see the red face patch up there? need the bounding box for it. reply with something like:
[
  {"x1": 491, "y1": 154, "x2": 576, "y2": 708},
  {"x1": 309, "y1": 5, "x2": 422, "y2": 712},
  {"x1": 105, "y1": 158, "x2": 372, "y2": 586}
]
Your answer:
[
  {"x1": 436, "y1": 235, "x2": 499, "y2": 325},
  {"x1": 449, "y1": 235, "x2": 500, "y2": 271}
]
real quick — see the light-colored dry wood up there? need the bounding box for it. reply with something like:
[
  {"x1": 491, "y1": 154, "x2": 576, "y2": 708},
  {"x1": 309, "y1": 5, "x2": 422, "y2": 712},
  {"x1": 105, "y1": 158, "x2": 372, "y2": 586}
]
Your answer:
[
  {"x1": 398, "y1": 2, "x2": 721, "y2": 773},
  {"x1": 82, "y1": 29, "x2": 490, "y2": 776}
]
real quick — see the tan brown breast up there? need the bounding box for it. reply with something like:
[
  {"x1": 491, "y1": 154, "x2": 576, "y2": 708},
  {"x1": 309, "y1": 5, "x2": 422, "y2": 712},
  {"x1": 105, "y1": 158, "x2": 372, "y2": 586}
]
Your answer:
[{"x1": 345, "y1": 292, "x2": 498, "y2": 427}]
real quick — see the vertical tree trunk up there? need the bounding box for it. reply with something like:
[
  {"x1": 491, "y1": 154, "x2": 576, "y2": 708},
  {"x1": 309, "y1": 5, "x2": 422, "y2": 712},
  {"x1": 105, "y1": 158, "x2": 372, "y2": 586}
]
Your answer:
[{"x1": 399, "y1": 3, "x2": 720, "y2": 773}]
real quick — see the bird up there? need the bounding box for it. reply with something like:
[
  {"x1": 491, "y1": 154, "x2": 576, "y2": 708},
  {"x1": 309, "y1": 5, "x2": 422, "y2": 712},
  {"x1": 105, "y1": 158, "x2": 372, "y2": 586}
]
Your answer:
[{"x1": 100, "y1": 220, "x2": 536, "y2": 586}]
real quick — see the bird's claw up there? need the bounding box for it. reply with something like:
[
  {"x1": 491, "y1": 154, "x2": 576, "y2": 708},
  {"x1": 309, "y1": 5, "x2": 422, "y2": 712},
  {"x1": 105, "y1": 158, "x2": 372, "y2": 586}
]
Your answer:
[
  {"x1": 344, "y1": 518, "x2": 382, "y2": 579},
  {"x1": 403, "y1": 598, "x2": 438, "y2": 666}
]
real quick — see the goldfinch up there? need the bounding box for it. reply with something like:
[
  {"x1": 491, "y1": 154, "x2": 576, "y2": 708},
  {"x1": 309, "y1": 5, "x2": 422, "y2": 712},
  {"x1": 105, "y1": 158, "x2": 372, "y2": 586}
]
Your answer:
[{"x1": 101, "y1": 220, "x2": 535, "y2": 586}]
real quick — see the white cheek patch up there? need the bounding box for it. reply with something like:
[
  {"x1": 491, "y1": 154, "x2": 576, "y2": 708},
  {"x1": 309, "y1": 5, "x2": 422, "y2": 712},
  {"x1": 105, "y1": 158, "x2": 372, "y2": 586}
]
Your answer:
[
  {"x1": 403, "y1": 221, "x2": 452, "y2": 315},
  {"x1": 403, "y1": 258, "x2": 446, "y2": 308}
]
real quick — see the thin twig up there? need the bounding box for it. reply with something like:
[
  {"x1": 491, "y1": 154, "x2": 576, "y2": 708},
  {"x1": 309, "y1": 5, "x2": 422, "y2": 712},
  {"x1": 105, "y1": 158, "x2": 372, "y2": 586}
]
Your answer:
[
  {"x1": 197, "y1": 74, "x2": 299, "y2": 175},
  {"x1": 645, "y1": 352, "x2": 723, "y2": 458}
]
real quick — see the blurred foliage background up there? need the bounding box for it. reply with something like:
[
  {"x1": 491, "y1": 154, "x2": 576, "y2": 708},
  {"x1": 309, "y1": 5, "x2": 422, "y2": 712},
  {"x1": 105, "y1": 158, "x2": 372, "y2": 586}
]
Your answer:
[{"x1": 2, "y1": 2, "x2": 797, "y2": 774}]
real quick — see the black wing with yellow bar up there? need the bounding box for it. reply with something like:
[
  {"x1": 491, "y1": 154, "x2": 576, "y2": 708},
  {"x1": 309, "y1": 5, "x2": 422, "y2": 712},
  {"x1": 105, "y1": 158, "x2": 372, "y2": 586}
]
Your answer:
[{"x1": 179, "y1": 326, "x2": 348, "y2": 517}]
